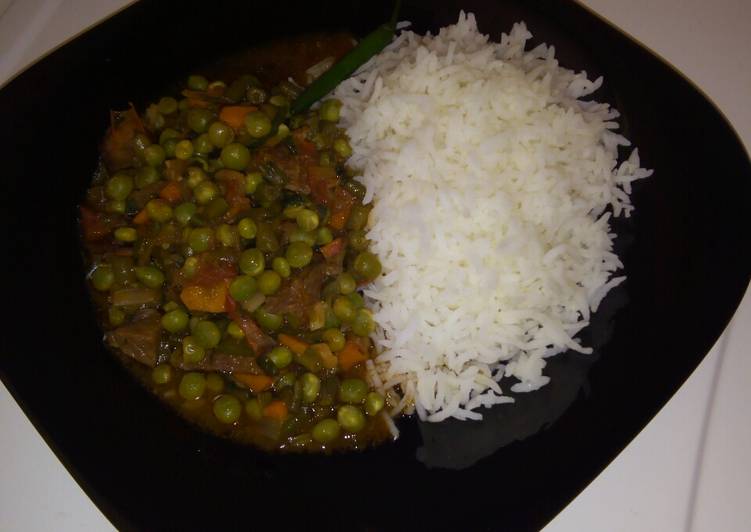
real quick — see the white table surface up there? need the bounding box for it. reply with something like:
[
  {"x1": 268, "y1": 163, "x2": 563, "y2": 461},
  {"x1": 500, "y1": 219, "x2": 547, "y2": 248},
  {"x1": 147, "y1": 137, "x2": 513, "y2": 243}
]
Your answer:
[{"x1": 1, "y1": 1, "x2": 749, "y2": 530}]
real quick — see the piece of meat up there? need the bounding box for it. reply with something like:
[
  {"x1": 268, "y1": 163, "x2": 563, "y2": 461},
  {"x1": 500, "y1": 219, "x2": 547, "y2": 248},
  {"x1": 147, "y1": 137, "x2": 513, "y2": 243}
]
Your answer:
[
  {"x1": 264, "y1": 262, "x2": 326, "y2": 326},
  {"x1": 181, "y1": 351, "x2": 263, "y2": 374},
  {"x1": 101, "y1": 106, "x2": 147, "y2": 171},
  {"x1": 234, "y1": 314, "x2": 275, "y2": 355},
  {"x1": 106, "y1": 309, "x2": 161, "y2": 367}
]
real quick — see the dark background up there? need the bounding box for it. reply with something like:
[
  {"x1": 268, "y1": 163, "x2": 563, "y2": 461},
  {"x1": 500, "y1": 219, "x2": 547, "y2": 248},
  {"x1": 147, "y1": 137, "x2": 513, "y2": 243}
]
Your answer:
[{"x1": 1, "y1": 0, "x2": 749, "y2": 530}]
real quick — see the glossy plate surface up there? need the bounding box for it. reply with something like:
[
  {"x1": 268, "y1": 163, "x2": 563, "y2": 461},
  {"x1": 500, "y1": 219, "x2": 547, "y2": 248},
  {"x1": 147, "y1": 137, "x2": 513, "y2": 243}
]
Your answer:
[{"x1": 1, "y1": 0, "x2": 749, "y2": 530}]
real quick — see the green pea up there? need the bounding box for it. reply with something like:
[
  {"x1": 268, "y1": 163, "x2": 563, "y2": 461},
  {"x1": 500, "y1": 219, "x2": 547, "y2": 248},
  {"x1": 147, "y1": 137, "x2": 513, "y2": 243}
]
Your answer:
[
  {"x1": 114, "y1": 227, "x2": 137, "y2": 242},
  {"x1": 179, "y1": 371, "x2": 206, "y2": 400},
  {"x1": 297, "y1": 348, "x2": 323, "y2": 374},
  {"x1": 296, "y1": 209, "x2": 319, "y2": 231},
  {"x1": 145, "y1": 199, "x2": 172, "y2": 223},
  {"x1": 322, "y1": 328, "x2": 346, "y2": 352},
  {"x1": 187, "y1": 108, "x2": 213, "y2": 134},
  {"x1": 229, "y1": 275, "x2": 257, "y2": 301},
  {"x1": 237, "y1": 217, "x2": 257, "y2": 239},
  {"x1": 220, "y1": 143, "x2": 251, "y2": 170},
  {"x1": 215, "y1": 224, "x2": 237, "y2": 247},
  {"x1": 351, "y1": 309, "x2": 375, "y2": 337},
  {"x1": 319, "y1": 99, "x2": 342, "y2": 122},
  {"x1": 316, "y1": 227, "x2": 333, "y2": 246},
  {"x1": 244, "y1": 111, "x2": 272, "y2": 138},
  {"x1": 353, "y1": 251, "x2": 382, "y2": 281},
  {"x1": 151, "y1": 364, "x2": 173, "y2": 384},
  {"x1": 312, "y1": 418, "x2": 340, "y2": 443},
  {"x1": 162, "y1": 138, "x2": 178, "y2": 158},
  {"x1": 182, "y1": 256, "x2": 199, "y2": 277},
  {"x1": 257, "y1": 270, "x2": 281, "y2": 295},
  {"x1": 226, "y1": 321, "x2": 244, "y2": 339},
  {"x1": 347, "y1": 204, "x2": 370, "y2": 231},
  {"x1": 181, "y1": 335, "x2": 205, "y2": 365},
  {"x1": 337, "y1": 273, "x2": 356, "y2": 295},
  {"x1": 188, "y1": 227, "x2": 214, "y2": 252},
  {"x1": 348, "y1": 291, "x2": 365, "y2": 309},
  {"x1": 157, "y1": 96, "x2": 178, "y2": 115},
  {"x1": 107, "y1": 199, "x2": 126, "y2": 214},
  {"x1": 143, "y1": 144, "x2": 166, "y2": 167},
  {"x1": 194, "y1": 321, "x2": 221, "y2": 349},
  {"x1": 163, "y1": 301, "x2": 180, "y2": 312},
  {"x1": 285, "y1": 241, "x2": 313, "y2": 268},
  {"x1": 91, "y1": 265, "x2": 114, "y2": 291},
  {"x1": 108, "y1": 306, "x2": 125, "y2": 326},
  {"x1": 365, "y1": 392, "x2": 385, "y2": 416},
  {"x1": 337, "y1": 405, "x2": 366, "y2": 433},
  {"x1": 271, "y1": 257, "x2": 291, "y2": 278},
  {"x1": 255, "y1": 223, "x2": 280, "y2": 253},
  {"x1": 339, "y1": 378, "x2": 368, "y2": 405},
  {"x1": 245, "y1": 171, "x2": 262, "y2": 194},
  {"x1": 208, "y1": 121, "x2": 235, "y2": 148},
  {"x1": 333, "y1": 137, "x2": 352, "y2": 158},
  {"x1": 174, "y1": 139, "x2": 194, "y2": 160},
  {"x1": 174, "y1": 202, "x2": 197, "y2": 225},
  {"x1": 186, "y1": 167, "x2": 206, "y2": 188},
  {"x1": 268, "y1": 346, "x2": 293, "y2": 369},
  {"x1": 344, "y1": 179, "x2": 366, "y2": 200},
  {"x1": 300, "y1": 372, "x2": 321, "y2": 404},
  {"x1": 213, "y1": 395, "x2": 241, "y2": 423},
  {"x1": 349, "y1": 230, "x2": 369, "y2": 251},
  {"x1": 135, "y1": 166, "x2": 160, "y2": 189},
  {"x1": 245, "y1": 398, "x2": 263, "y2": 421},
  {"x1": 162, "y1": 308, "x2": 189, "y2": 333},
  {"x1": 187, "y1": 74, "x2": 209, "y2": 91},
  {"x1": 254, "y1": 307, "x2": 282, "y2": 331},
  {"x1": 193, "y1": 180, "x2": 218, "y2": 204},
  {"x1": 283, "y1": 204, "x2": 305, "y2": 219},
  {"x1": 159, "y1": 128, "x2": 181, "y2": 144},
  {"x1": 193, "y1": 133, "x2": 214, "y2": 155},
  {"x1": 134, "y1": 266, "x2": 165, "y2": 288},
  {"x1": 105, "y1": 173, "x2": 133, "y2": 201},
  {"x1": 288, "y1": 228, "x2": 316, "y2": 246},
  {"x1": 205, "y1": 197, "x2": 229, "y2": 220},
  {"x1": 206, "y1": 373, "x2": 225, "y2": 394},
  {"x1": 333, "y1": 296, "x2": 355, "y2": 322},
  {"x1": 239, "y1": 248, "x2": 265, "y2": 276}
]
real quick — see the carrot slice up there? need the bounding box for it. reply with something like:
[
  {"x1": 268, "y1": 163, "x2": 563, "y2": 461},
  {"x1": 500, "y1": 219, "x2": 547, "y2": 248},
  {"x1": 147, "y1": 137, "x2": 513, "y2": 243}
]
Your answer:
[
  {"x1": 159, "y1": 181, "x2": 183, "y2": 203},
  {"x1": 278, "y1": 334, "x2": 310, "y2": 356},
  {"x1": 219, "y1": 105, "x2": 257, "y2": 130},
  {"x1": 262, "y1": 400, "x2": 289, "y2": 421},
  {"x1": 180, "y1": 283, "x2": 227, "y2": 313},
  {"x1": 320, "y1": 237, "x2": 345, "y2": 259},
  {"x1": 234, "y1": 374, "x2": 273, "y2": 393},
  {"x1": 338, "y1": 341, "x2": 368, "y2": 371},
  {"x1": 132, "y1": 209, "x2": 150, "y2": 225}
]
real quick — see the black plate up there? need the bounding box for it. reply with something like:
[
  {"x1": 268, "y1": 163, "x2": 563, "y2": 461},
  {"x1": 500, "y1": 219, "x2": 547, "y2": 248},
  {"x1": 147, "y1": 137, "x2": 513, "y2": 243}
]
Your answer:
[{"x1": 1, "y1": 0, "x2": 749, "y2": 530}]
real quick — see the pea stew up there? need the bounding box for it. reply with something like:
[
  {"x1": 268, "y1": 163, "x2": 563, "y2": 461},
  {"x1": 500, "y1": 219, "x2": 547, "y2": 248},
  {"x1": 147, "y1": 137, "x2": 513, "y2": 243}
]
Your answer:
[{"x1": 80, "y1": 34, "x2": 391, "y2": 452}]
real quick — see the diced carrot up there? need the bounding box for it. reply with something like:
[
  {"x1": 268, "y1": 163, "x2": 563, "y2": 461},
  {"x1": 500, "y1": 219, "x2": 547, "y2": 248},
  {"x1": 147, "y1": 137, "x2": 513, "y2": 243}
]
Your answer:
[
  {"x1": 278, "y1": 334, "x2": 310, "y2": 355},
  {"x1": 262, "y1": 400, "x2": 289, "y2": 421},
  {"x1": 219, "y1": 105, "x2": 257, "y2": 130},
  {"x1": 320, "y1": 237, "x2": 345, "y2": 259},
  {"x1": 133, "y1": 209, "x2": 150, "y2": 225},
  {"x1": 329, "y1": 187, "x2": 356, "y2": 230},
  {"x1": 180, "y1": 283, "x2": 227, "y2": 313},
  {"x1": 234, "y1": 374, "x2": 273, "y2": 393},
  {"x1": 159, "y1": 181, "x2": 183, "y2": 203},
  {"x1": 338, "y1": 341, "x2": 368, "y2": 371}
]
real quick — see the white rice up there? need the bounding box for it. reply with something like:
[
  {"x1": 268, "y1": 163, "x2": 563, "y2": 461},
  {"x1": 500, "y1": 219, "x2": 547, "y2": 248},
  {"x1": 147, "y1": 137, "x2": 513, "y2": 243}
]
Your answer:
[{"x1": 332, "y1": 12, "x2": 652, "y2": 422}]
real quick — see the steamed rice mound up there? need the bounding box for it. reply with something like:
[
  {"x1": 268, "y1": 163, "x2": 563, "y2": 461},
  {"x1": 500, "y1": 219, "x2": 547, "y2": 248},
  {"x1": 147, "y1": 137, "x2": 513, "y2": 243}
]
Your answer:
[{"x1": 333, "y1": 12, "x2": 652, "y2": 422}]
